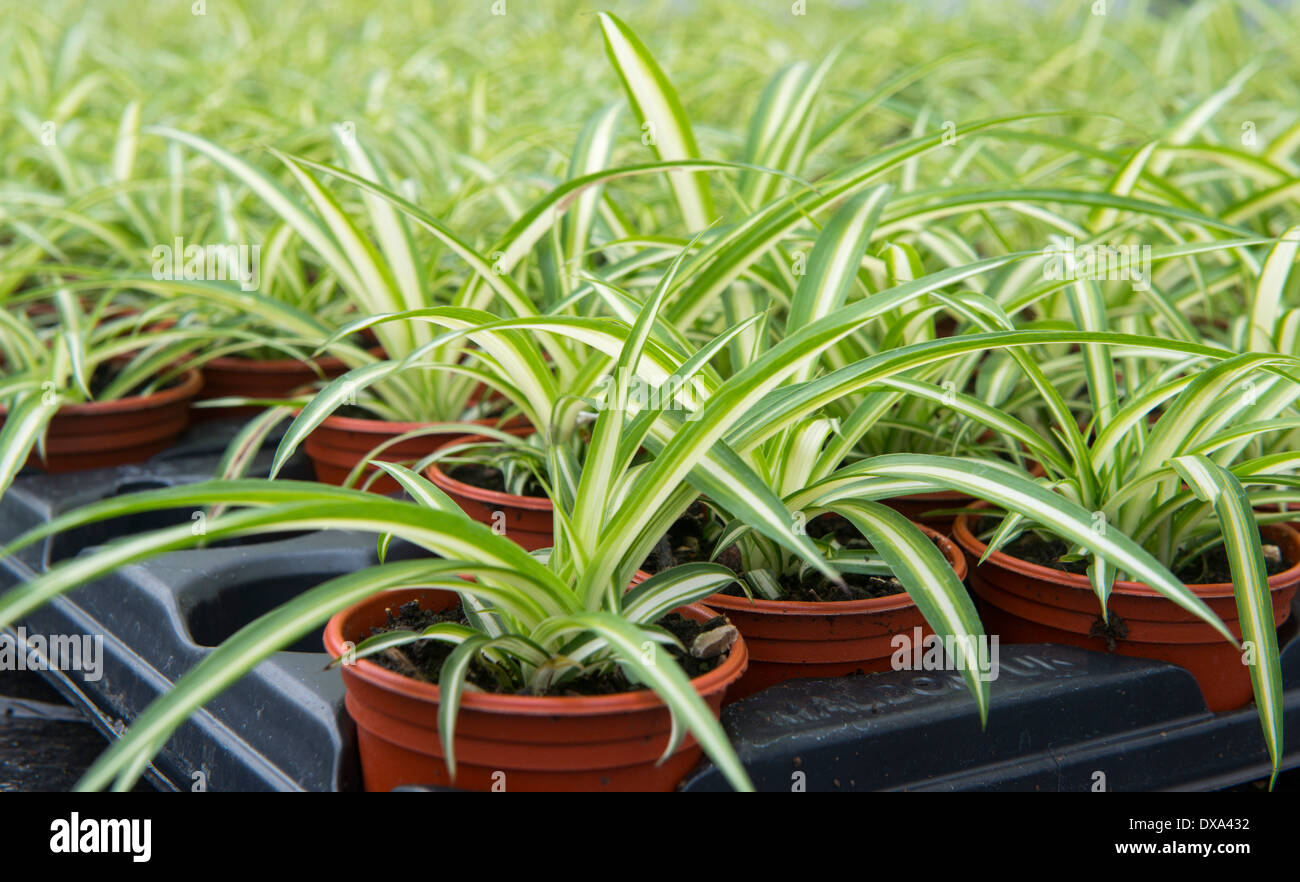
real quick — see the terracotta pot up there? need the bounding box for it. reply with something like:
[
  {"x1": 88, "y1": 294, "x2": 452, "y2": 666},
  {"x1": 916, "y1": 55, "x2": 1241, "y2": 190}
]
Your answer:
[
  {"x1": 193, "y1": 347, "x2": 380, "y2": 423},
  {"x1": 424, "y1": 427, "x2": 553, "y2": 551},
  {"x1": 303, "y1": 412, "x2": 523, "y2": 494},
  {"x1": 952, "y1": 514, "x2": 1300, "y2": 711},
  {"x1": 704, "y1": 523, "x2": 968, "y2": 702},
  {"x1": 0, "y1": 369, "x2": 203, "y2": 473},
  {"x1": 323, "y1": 587, "x2": 747, "y2": 791}
]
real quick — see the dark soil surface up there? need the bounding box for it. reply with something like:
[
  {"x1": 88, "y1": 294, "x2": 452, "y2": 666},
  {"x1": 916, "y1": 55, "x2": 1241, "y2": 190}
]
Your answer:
[
  {"x1": 723, "y1": 565, "x2": 905, "y2": 602},
  {"x1": 446, "y1": 463, "x2": 547, "y2": 498},
  {"x1": 333, "y1": 396, "x2": 509, "y2": 422},
  {"x1": 642, "y1": 507, "x2": 909, "y2": 603},
  {"x1": 642, "y1": 501, "x2": 741, "y2": 574},
  {"x1": 996, "y1": 527, "x2": 1091, "y2": 576},
  {"x1": 368, "y1": 598, "x2": 728, "y2": 695},
  {"x1": 1174, "y1": 541, "x2": 1292, "y2": 584},
  {"x1": 979, "y1": 517, "x2": 1293, "y2": 583},
  {"x1": 733, "y1": 570, "x2": 904, "y2": 603},
  {"x1": 88, "y1": 364, "x2": 184, "y2": 399},
  {"x1": 765, "y1": 514, "x2": 908, "y2": 602}
]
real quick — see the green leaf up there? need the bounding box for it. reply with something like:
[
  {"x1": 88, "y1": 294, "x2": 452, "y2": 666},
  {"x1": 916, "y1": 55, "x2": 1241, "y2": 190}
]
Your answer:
[
  {"x1": 597, "y1": 11, "x2": 714, "y2": 230},
  {"x1": 74, "y1": 559, "x2": 483, "y2": 790},
  {"x1": 1170, "y1": 455, "x2": 1283, "y2": 788},
  {"x1": 832, "y1": 499, "x2": 990, "y2": 724},
  {"x1": 533, "y1": 611, "x2": 752, "y2": 792},
  {"x1": 836, "y1": 454, "x2": 1236, "y2": 644},
  {"x1": 0, "y1": 393, "x2": 60, "y2": 497},
  {"x1": 619, "y1": 563, "x2": 739, "y2": 624},
  {"x1": 268, "y1": 359, "x2": 404, "y2": 478},
  {"x1": 331, "y1": 622, "x2": 477, "y2": 668}
]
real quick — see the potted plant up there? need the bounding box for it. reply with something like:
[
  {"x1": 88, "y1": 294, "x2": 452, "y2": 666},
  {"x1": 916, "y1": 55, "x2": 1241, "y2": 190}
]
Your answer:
[
  {"x1": 940, "y1": 273, "x2": 1300, "y2": 716},
  {"x1": 408, "y1": 217, "x2": 1283, "y2": 728},
  {"x1": 0, "y1": 262, "x2": 827, "y2": 791},
  {"x1": 0, "y1": 288, "x2": 209, "y2": 495},
  {"x1": 652, "y1": 502, "x2": 968, "y2": 701},
  {"x1": 4, "y1": 213, "x2": 1283, "y2": 792},
  {"x1": 0, "y1": 230, "x2": 1119, "y2": 790},
  {"x1": 827, "y1": 270, "x2": 1300, "y2": 781},
  {"x1": 5, "y1": 3, "x2": 1296, "y2": 798},
  {"x1": 623, "y1": 213, "x2": 1300, "y2": 779},
  {"x1": 423, "y1": 427, "x2": 557, "y2": 551}
]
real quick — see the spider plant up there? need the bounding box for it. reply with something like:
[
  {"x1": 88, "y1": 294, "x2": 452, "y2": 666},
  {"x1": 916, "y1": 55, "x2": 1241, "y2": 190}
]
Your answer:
[
  {"x1": 0, "y1": 287, "x2": 215, "y2": 494},
  {"x1": 5, "y1": 0, "x2": 1300, "y2": 795},
  {"x1": 0, "y1": 222, "x2": 1242, "y2": 791},
  {"x1": 279, "y1": 69, "x2": 1299, "y2": 662},
  {"x1": 780, "y1": 234, "x2": 1300, "y2": 783},
  {"x1": 0, "y1": 244, "x2": 830, "y2": 791},
  {"x1": 335, "y1": 209, "x2": 1291, "y2": 708}
]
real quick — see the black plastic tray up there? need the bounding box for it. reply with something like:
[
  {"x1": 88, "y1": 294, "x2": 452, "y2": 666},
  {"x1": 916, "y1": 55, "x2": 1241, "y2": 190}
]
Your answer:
[
  {"x1": 0, "y1": 422, "x2": 363, "y2": 791},
  {"x1": 2, "y1": 422, "x2": 1297, "y2": 791},
  {"x1": 680, "y1": 629, "x2": 1300, "y2": 791}
]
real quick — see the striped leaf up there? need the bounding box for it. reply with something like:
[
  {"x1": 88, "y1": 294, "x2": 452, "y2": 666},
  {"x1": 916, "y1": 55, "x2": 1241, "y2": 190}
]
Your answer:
[
  {"x1": 845, "y1": 454, "x2": 1235, "y2": 642},
  {"x1": 833, "y1": 499, "x2": 991, "y2": 724},
  {"x1": 530, "y1": 611, "x2": 752, "y2": 792},
  {"x1": 597, "y1": 12, "x2": 714, "y2": 231},
  {"x1": 1170, "y1": 455, "x2": 1283, "y2": 787}
]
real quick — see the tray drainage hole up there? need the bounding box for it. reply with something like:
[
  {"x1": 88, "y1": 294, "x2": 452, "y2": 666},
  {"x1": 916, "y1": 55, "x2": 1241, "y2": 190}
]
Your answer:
[
  {"x1": 186, "y1": 573, "x2": 342, "y2": 653},
  {"x1": 48, "y1": 481, "x2": 185, "y2": 565},
  {"x1": 47, "y1": 482, "x2": 315, "y2": 566},
  {"x1": 114, "y1": 480, "x2": 171, "y2": 495}
]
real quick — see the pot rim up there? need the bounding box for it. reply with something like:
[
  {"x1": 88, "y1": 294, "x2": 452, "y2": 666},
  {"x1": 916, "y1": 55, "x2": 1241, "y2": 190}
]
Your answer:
[
  {"x1": 323, "y1": 589, "x2": 747, "y2": 715},
  {"x1": 425, "y1": 428, "x2": 553, "y2": 512},
  {"x1": 316, "y1": 412, "x2": 508, "y2": 436},
  {"x1": 952, "y1": 510, "x2": 1300, "y2": 600},
  {"x1": 202, "y1": 344, "x2": 384, "y2": 373},
  {"x1": 704, "y1": 523, "x2": 967, "y2": 616},
  {"x1": 11, "y1": 368, "x2": 205, "y2": 418}
]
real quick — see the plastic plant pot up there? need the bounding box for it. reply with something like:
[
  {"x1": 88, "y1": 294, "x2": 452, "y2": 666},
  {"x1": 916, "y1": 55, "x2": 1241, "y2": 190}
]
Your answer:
[
  {"x1": 323, "y1": 587, "x2": 748, "y2": 792},
  {"x1": 703, "y1": 523, "x2": 968, "y2": 702},
  {"x1": 952, "y1": 514, "x2": 1300, "y2": 711},
  {"x1": 304, "y1": 413, "x2": 521, "y2": 495},
  {"x1": 2, "y1": 369, "x2": 203, "y2": 473},
  {"x1": 194, "y1": 347, "x2": 381, "y2": 422},
  {"x1": 424, "y1": 428, "x2": 553, "y2": 551}
]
